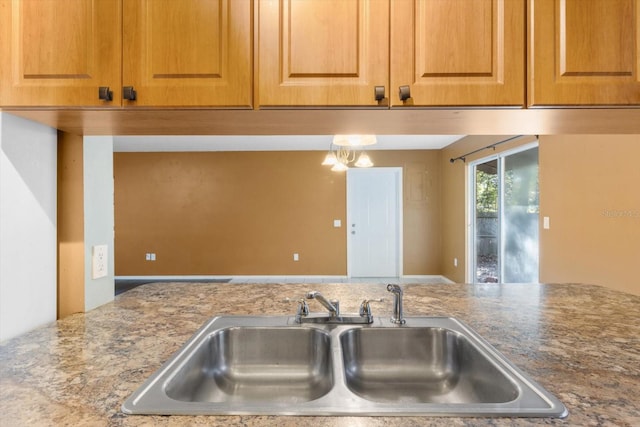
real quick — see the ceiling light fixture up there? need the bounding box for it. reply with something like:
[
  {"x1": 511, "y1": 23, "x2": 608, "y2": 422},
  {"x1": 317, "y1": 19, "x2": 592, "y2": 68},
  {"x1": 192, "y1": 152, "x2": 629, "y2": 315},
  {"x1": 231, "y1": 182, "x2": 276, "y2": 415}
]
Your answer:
[{"x1": 321, "y1": 134, "x2": 376, "y2": 171}]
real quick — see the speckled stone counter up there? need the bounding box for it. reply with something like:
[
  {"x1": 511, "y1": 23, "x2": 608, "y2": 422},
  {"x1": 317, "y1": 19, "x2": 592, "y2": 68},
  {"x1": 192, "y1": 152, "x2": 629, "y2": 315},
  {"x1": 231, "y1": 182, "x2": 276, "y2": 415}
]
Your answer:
[{"x1": 1, "y1": 282, "x2": 639, "y2": 426}]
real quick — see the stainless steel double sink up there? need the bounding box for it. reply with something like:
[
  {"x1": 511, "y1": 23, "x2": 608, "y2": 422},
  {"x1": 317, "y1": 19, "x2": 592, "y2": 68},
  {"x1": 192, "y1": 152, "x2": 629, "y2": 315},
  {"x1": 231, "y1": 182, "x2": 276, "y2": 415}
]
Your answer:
[{"x1": 122, "y1": 316, "x2": 568, "y2": 417}]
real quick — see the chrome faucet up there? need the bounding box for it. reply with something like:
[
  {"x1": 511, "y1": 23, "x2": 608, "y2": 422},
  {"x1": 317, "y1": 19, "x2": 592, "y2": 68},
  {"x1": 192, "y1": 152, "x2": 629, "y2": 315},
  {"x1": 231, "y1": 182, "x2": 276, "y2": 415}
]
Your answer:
[
  {"x1": 306, "y1": 291, "x2": 339, "y2": 317},
  {"x1": 387, "y1": 284, "x2": 406, "y2": 324},
  {"x1": 294, "y1": 291, "x2": 378, "y2": 324}
]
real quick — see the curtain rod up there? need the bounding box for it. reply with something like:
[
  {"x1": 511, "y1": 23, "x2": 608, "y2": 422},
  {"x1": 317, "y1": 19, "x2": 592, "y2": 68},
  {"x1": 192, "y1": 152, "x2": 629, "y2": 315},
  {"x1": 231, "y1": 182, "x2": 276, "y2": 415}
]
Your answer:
[{"x1": 449, "y1": 135, "x2": 533, "y2": 164}]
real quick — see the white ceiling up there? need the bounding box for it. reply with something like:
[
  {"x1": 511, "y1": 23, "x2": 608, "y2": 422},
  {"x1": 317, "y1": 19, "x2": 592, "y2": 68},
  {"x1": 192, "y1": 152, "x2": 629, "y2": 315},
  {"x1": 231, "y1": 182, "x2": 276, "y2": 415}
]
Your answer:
[{"x1": 113, "y1": 135, "x2": 465, "y2": 152}]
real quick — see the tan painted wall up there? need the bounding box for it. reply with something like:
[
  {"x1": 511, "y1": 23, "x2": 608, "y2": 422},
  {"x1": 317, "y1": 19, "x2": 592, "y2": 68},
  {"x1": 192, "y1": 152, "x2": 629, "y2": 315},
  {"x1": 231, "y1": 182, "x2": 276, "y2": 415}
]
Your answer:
[
  {"x1": 369, "y1": 151, "x2": 442, "y2": 274},
  {"x1": 539, "y1": 135, "x2": 640, "y2": 296},
  {"x1": 57, "y1": 131, "x2": 85, "y2": 318},
  {"x1": 114, "y1": 150, "x2": 442, "y2": 276},
  {"x1": 441, "y1": 134, "x2": 640, "y2": 296}
]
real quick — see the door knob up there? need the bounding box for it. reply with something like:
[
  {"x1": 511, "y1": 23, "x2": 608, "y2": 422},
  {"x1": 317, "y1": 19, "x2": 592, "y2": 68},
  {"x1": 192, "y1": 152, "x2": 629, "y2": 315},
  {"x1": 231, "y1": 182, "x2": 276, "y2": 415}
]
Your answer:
[{"x1": 123, "y1": 86, "x2": 137, "y2": 101}]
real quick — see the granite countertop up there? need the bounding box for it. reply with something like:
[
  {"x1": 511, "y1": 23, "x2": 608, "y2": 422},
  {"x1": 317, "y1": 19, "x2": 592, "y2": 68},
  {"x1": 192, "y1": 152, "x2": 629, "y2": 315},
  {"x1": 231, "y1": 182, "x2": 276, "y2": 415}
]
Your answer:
[{"x1": 1, "y1": 282, "x2": 639, "y2": 426}]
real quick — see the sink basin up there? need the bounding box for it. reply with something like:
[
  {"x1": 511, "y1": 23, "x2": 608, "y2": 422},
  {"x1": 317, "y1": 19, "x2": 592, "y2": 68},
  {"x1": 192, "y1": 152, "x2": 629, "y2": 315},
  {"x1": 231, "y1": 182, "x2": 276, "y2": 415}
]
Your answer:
[
  {"x1": 340, "y1": 327, "x2": 518, "y2": 404},
  {"x1": 122, "y1": 316, "x2": 568, "y2": 417},
  {"x1": 165, "y1": 327, "x2": 333, "y2": 404}
]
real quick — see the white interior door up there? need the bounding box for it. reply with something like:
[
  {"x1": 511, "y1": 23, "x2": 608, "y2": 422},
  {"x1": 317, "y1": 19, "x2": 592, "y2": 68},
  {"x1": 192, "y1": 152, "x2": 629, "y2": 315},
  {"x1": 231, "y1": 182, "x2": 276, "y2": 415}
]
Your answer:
[{"x1": 347, "y1": 168, "x2": 402, "y2": 277}]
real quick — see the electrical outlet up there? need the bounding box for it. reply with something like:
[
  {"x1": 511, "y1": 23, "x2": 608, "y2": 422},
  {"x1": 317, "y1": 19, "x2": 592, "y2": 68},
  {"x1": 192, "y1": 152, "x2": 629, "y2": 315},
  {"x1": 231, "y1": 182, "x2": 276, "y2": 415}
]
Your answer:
[
  {"x1": 92, "y1": 245, "x2": 108, "y2": 279},
  {"x1": 150, "y1": 253, "x2": 156, "y2": 261},
  {"x1": 145, "y1": 253, "x2": 151, "y2": 261},
  {"x1": 293, "y1": 253, "x2": 299, "y2": 261},
  {"x1": 543, "y1": 216, "x2": 550, "y2": 229},
  {"x1": 454, "y1": 258, "x2": 458, "y2": 267}
]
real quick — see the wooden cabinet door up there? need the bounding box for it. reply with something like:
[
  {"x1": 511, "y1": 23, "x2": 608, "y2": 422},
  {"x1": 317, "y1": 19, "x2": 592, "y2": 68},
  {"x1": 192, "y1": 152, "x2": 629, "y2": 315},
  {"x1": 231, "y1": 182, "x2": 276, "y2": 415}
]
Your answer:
[
  {"x1": 0, "y1": 0, "x2": 121, "y2": 107},
  {"x1": 258, "y1": 0, "x2": 389, "y2": 107},
  {"x1": 123, "y1": 0, "x2": 252, "y2": 107},
  {"x1": 529, "y1": 0, "x2": 640, "y2": 106},
  {"x1": 390, "y1": 0, "x2": 525, "y2": 107}
]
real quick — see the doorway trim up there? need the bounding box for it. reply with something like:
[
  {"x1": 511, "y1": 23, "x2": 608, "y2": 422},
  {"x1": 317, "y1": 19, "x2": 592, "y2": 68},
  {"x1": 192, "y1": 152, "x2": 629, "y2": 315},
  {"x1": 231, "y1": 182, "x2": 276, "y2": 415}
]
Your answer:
[
  {"x1": 346, "y1": 167, "x2": 403, "y2": 278},
  {"x1": 466, "y1": 141, "x2": 539, "y2": 283}
]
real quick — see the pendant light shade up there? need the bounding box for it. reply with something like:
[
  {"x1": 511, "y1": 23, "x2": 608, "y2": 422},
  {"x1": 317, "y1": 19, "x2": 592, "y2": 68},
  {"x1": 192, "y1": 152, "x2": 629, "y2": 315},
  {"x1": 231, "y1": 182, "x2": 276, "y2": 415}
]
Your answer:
[
  {"x1": 354, "y1": 152, "x2": 373, "y2": 168},
  {"x1": 321, "y1": 152, "x2": 338, "y2": 165},
  {"x1": 331, "y1": 161, "x2": 349, "y2": 172}
]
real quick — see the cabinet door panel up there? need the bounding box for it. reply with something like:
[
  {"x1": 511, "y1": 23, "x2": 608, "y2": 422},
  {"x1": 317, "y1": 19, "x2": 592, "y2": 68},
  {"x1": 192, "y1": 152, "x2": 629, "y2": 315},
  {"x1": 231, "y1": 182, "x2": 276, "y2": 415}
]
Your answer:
[
  {"x1": 258, "y1": 0, "x2": 389, "y2": 107},
  {"x1": 123, "y1": 0, "x2": 252, "y2": 107},
  {"x1": 0, "y1": 0, "x2": 121, "y2": 106},
  {"x1": 391, "y1": 0, "x2": 525, "y2": 107},
  {"x1": 529, "y1": 0, "x2": 640, "y2": 106}
]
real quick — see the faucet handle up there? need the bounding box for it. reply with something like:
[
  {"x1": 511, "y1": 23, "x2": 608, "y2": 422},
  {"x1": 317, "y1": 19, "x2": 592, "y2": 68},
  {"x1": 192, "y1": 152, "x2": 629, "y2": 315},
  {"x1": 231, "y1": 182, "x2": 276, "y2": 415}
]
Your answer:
[
  {"x1": 297, "y1": 299, "x2": 309, "y2": 315},
  {"x1": 282, "y1": 297, "x2": 310, "y2": 314},
  {"x1": 294, "y1": 298, "x2": 309, "y2": 323},
  {"x1": 359, "y1": 298, "x2": 384, "y2": 317}
]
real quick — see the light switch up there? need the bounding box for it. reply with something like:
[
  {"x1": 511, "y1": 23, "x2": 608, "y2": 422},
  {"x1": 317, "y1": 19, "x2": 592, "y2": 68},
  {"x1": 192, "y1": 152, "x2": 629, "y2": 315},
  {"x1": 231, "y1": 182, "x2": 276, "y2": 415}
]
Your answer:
[
  {"x1": 333, "y1": 219, "x2": 342, "y2": 228},
  {"x1": 543, "y1": 216, "x2": 550, "y2": 229}
]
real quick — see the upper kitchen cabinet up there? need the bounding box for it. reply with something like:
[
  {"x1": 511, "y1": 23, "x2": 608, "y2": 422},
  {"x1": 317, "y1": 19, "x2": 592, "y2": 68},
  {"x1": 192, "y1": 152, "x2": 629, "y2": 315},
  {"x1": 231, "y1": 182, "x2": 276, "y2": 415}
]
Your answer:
[
  {"x1": 258, "y1": 0, "x2": 524, "y2": 108},
  {"x1": 0, "y1": 0, "x2": 121, "y2": 107},
  {"x1": 529, "y1": 0, "x2": 640, "y2": 106},
  {"x1": 391, "y1": 0, "x2": 525, "y2": 107},
  {"x1": 257, "y1": 0, "x2": 390, "y2": 107},
  {"x1": 123, "y1": 0, "x2": 252, "y2": 107}
]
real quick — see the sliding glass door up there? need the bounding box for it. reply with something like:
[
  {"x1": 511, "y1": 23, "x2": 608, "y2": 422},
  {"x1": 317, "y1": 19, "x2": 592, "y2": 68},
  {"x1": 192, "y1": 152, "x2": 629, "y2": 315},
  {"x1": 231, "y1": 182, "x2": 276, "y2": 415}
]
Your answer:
[
  {"x1": 470, "y1": 145, "x2": 539, "y2": 283},
  {"x1": 473, "y1": 159, "x2": 500, "y2": 282},
  {"x1": 502, "y1": 147, "x2": 539, "y2": 282}
]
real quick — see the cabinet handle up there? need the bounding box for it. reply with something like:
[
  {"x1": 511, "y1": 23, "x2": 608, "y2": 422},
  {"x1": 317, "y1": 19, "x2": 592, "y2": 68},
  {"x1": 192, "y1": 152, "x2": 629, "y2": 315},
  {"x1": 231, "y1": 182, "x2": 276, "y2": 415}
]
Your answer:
[
  {"x1": 98, "y1": 86, "x2": 113, "y2": 101},
  {"x1": 374, "y1": 86, "x2": 385, "y2": 102},
  {"x1": 123, "y1": 86, "x2": 137, "y2": 101},
  {"x1": 399, "y1": 85, "x2": 411, "y2": 102}
]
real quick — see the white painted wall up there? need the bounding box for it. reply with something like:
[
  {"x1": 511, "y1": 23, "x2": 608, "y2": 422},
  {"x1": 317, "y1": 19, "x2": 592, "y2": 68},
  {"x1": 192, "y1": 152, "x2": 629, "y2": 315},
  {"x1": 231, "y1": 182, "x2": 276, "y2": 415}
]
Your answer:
[
  {"x1": 0, "y1": 113, "x2": 57, "y2": 342},
  {"x1": 83, "y1": 136, "x2": 115, "y2": 311}
]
